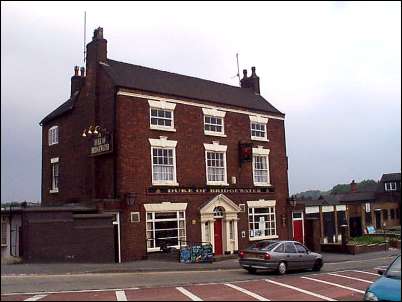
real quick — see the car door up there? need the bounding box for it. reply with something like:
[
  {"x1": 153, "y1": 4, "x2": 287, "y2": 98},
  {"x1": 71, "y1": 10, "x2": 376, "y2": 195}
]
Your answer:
[
  {"x1": 294, "y1": 242, "x2": 314, "y2": 269},
  {"x1": 284, "y1": 242, "x2": 298, "y2": 270}
]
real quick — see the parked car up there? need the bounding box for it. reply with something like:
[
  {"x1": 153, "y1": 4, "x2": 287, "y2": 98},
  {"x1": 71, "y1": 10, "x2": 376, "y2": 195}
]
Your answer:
[
  {"x1": 238, "y1": 240, "x2": 323, "y2": 274},
  {"x1": 363, "y1": 255, "x2": 401, "y2": 301}
]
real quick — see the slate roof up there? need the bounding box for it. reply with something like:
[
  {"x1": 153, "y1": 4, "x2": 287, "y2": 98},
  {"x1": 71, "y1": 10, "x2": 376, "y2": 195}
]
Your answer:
[
  {"x1": 380, "y1": 173, "x2": 401, "y2": 182},
  {"x1": 40, "y1": 91, "x2": 78, "y2": 125},
  {"x1": 101, "y1": 59, "x2": 284, "y2": 115},
  {"x1": 293, "y1": 191, "x2": 376, "y2": 206}
]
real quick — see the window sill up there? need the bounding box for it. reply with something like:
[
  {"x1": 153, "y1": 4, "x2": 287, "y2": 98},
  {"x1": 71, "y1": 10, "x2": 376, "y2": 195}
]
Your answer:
[
  {"x1": 249, "y1": 235, "x2": 278, "y2": 241},
  {"x1": 150, "y1": 126, "x2": 176, "y2": 132},
  {"x1": 204, "y1": 131, "x2": 227, "y2": 138},
  {"x1": 206, "y1": 182, "x2": 229, "y2": 186},
  {"x1": 147, "y1": 245, "x2": 185, "y2": 252},
  {"x1": 49, "y1": 189, "x2": 59, "y2": 194},
  {"x1": 48, "y1": 143, "x2": 59, "y2": 146},
  {"x1": 1, "y1": 244, "x2": 7, "y2": 247},
  {"x1": 253, "y1": 183, "x2": 272, "y2": 187},
  {"x1": 251, "y1": 137, "x2": 269, "y2": 142},
  {"x1": 152, "y1": 182, "x2": 179, "y2": 187}
]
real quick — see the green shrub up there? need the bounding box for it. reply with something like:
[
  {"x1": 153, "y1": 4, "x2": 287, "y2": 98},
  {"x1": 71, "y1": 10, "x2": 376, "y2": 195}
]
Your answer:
[{"x1": 349, "y1": 235, "x2": 387, "y2": 245}]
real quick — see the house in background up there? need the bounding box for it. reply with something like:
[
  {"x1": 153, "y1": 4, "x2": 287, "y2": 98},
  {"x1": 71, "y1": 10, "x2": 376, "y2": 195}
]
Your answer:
[
  {"x1": 36, "y1": 27, "x2": 290, "y2": 262},
  {"x1": 289, "y1": 173, "x2": 401, "y2": 252}
]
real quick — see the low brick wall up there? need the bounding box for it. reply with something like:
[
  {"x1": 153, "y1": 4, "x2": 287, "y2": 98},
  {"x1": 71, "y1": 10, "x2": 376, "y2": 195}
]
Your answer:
[{"x1": 321, "y1": 242, "x2": 390, "y2": 254}]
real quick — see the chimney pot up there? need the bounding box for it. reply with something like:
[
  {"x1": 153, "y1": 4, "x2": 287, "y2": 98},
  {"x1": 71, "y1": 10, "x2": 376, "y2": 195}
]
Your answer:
[
  {"x1": 80, "y1": 67, "x2": 85, "y2": 77},
  {"x1": 93, "y1": 27, "x2": 104, "y2": 40},
  {"x1": 242, "y1": 69, "x2": 247, "y2": 78},
  {"x1": 351, "y1": 180, "x2": 358, "y2": 193},
  {"x1": 251, "y1": 66, "x2": 256, "y2": 73},
  {"x1": 74, "y1": 66, "x2": 79, "y2": 76}
]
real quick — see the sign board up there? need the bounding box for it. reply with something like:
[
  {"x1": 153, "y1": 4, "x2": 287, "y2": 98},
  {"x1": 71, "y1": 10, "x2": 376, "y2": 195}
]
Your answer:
[
  {"x1": 180, "y1": 244, "x2": 213, "y2": 263},
  {"x1": 90, "y1": 133, "x2": 113, "y2": 156}
]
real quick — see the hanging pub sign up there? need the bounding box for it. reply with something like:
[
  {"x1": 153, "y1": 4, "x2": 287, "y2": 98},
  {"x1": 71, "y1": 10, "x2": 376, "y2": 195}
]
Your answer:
[
  {"x1": 90, "y1": 133, "x2": 113, "y2": 156},
  {"x1": 239, "y1": 142, "x2": 253, "y2": 162}
]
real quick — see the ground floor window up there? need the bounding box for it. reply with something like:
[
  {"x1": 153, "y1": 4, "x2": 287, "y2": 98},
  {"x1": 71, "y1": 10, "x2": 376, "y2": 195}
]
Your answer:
[
  {"x1": 248, "y1": 206, "x2": 276, "y2": 239},
  {"x1": 146, "y1": 211, "x2": 186, "y2": 251},
  {"x1": 337, "y1": 211, "x2": 347, "y2": 232},
  {"x1": 1, "y1": 221, "x2": 7, "y2": 246}
]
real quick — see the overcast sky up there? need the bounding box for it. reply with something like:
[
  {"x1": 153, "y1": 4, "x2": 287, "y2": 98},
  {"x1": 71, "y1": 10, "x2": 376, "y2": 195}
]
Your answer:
[{"x1": 1, "y1": 1, "x2": 401, "y2": 202}]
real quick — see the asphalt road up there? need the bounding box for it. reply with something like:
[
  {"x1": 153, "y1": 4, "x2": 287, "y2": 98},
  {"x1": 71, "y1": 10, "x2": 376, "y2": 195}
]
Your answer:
[{"x1": 1, "y1": 254, "x2": 397, "y2": 295}]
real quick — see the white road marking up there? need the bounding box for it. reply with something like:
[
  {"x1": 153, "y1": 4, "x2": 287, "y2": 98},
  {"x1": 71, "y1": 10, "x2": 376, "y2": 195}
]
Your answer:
[
  {"x1": 24, "y1": 295, "x2": 48, "y2": 301},
  {"x1": 327, "y1": 273, "x2": 373, "y2": 284},
  {"x1": 224, "y1": 283, "x2": 270, "y2": 301},
  {"x1": 349, "y1": 270, "x2": 380, "y2": 276},
  {"x1": 264, "y1": 279, "x2": 336, "y2": 301},
  {"x1": 301, "y1": 276, "x2": 365, "y2": 294},
  {"x1": 176, "y1": 287, "x2": 203, "y2": 301},
  {"x1": 2, "y1": 287, "x2": 139, "y2": 296},
  {"x1": 115, "y1": 290, "x2": 127, "y2": 301}
]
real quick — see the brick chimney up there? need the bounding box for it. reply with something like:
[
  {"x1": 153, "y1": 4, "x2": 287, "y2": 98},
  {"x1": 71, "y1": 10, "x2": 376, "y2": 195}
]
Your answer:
[
  {"x1": 351, "y1": 180, "x2": 357, "y2": 192},
  {"x1": 240, "y1": 66, "x2": 260, "y2": 94},
  {"x1": 85, "y1": 27, "x2": 107, "y2": 90},
  {"x1": 70, "y1": 66, "x2": 83, "y2": 97}
]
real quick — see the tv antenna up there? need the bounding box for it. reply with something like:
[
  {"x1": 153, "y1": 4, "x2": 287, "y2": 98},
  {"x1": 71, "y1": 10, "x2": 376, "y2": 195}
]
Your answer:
[{"x1": 83, "y1": 11, "x2": 87, "y2": 63}]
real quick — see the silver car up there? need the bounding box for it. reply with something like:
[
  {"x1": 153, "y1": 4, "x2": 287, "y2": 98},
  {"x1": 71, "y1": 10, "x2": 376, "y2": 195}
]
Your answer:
[{"x1": 239, "y1": 240, "x2": 323, "y2": 274}]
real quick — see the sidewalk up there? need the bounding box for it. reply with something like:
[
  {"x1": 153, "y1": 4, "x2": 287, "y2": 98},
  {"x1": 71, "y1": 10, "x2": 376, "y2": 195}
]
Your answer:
[{"x1": 1, "y1": 248, "x2": 400, "y2": 276}]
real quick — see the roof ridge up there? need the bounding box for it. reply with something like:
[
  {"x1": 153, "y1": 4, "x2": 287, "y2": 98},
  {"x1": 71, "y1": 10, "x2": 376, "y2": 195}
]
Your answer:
[{"x1": 106, "y1": 58, "x2": 253, "y2": 93}]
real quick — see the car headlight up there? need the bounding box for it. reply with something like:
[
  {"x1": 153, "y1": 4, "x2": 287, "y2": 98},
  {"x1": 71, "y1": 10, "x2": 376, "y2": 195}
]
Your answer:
[{"x1": 364, "y1": 291, "x2": 378, "y2": 301}]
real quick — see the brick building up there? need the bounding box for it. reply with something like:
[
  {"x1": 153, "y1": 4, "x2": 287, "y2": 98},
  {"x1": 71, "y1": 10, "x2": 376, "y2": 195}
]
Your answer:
[{"x1": 40, "y1": 27, "x2": 290, "y2": 262}]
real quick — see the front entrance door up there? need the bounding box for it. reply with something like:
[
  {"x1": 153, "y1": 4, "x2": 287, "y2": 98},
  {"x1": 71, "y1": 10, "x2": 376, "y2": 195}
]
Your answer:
[
  {"x1": 292, "y1": 212, "x2": 304, "y2": 243},
  {"x1": 214, "y1": 218, "x2": 223, "y2": 255},
  {"x1": 375, "y1": 210, "x2": 382, "y2": 229}
]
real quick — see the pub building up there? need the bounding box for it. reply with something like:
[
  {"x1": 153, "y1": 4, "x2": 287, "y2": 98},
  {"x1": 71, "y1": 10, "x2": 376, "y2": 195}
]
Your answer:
[{"x1": 39, "y1": 27, "x2": 291, "y2": 262}]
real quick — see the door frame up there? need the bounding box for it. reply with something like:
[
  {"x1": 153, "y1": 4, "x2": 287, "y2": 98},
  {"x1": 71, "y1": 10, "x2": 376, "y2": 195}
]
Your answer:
[
  {"x1": 292, "y1": 211, "x2": 304, "y2": 244},
  {"x1": 107, "y1": 211, "x2": 121, "y2": 263}
]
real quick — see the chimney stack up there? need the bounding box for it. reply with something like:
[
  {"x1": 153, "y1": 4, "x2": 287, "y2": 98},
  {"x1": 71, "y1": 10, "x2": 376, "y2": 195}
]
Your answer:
[
  {"x1": 85, "y1": 27, "x2": 107, "y2": 93},
  {"x1": 351, "y1": 180, "x2": 358, "y2": 193},
  {"x1": 70, "y1": 65, "x2": 83, "y2": 97},
  {"x1": 240, "y1": 66, "x2": 260, "y2": 94}
]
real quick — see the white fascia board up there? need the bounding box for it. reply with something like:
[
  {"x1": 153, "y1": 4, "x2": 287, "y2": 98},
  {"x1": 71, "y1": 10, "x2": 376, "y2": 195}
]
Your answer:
[
  {"x1": 148, "y1": 99, "x2": 176, "y2": 110},
  {"x1": 249, "y1": 115, "x2": 268, "y2": 124},
  {"x1": 203, "y1": 143, "x2": 227, "y2": 152},
  {"x1": 336, "y1": 205, "x2": 347, "y2": 211},
  {"x1": 305, "y1": 206, "x2": 319, "y2": 214},
  {"x1": 252, "y1": 147, "x2": 270, "y2": 155},
  {"x1": 322, "y1": 205, "x2": 334, "y2": 212},
  {"x1": 247, "y1": 199, "x2": 276, "y2": 208},
  {"x1": 118, "y1": 90, "x2": 285, "y2": 121},
  {"x1": 149, "y1": 137, "x2": 177, "y2": 148},
  {"x1": 202, "y1": 108, "x2": 226, "y2": 118}
]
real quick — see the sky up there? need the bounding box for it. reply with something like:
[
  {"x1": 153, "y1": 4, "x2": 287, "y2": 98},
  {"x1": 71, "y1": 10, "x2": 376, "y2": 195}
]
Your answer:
[{"x1": 1, "y1": 1, "x2": 401, "y2": 202}]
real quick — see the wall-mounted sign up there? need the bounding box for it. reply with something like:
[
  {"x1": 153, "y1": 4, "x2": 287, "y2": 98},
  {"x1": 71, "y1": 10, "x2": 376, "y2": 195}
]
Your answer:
[{"x1": 90, "y1": 133, "x2": 113, "y2": 156}]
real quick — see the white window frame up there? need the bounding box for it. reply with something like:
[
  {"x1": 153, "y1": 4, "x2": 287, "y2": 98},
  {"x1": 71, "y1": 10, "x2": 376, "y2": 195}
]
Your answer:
[
  {"x1": 204, "y1": 142, "x2": 228, "y2": 186},
  {"x1": 249, "y1": 115, "x2": 268, "y2": 142},
  {"x1": 50, "y1": 157, "x2": 59, "y2": 193},
  {"x1": 48, "y1": 125, "x2": 59, "y2": 145},
  {"x1": 148, "y1": 100, "x2": 176, "y2": 132},
  {"x1": 202, "y1": 108, "x2": 226, "y2": 137},
  {"x1": 252, "y1": 147, "x2": 271, "y2": 186},
  {"x1": 149, "y1": 137, "x2": 178, "y2": 186},
  {"x1": 145, "y1": 210, "x2": 186, "y2": 252},
  {"x1": 247, "y1": 199, "x2": 278, "y2": 241},
  {"x1": 385, "y1": 182, "x2": 397, "y2": 191}
]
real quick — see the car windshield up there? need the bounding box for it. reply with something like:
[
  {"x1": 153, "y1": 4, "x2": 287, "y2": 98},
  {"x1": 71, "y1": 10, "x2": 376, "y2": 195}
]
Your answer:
[
  {"x1": 249, "y1": 241, "x2": 279, "y2": 251},
  {"x1": 385, "y1": 256, "x2": 401, "y2": 279}
]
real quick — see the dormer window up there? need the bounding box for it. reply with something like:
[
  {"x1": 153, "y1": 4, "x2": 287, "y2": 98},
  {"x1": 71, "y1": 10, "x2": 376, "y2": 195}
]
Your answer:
[
  {"x1": 385, "y1": 182, "x2": 397, "y2": 191},
  {"x1": 249, "y1": 115, "x2": 268, "y2": 141},
  {"x1": 48, "y1": 126, "x2": 59, "y2": 146},
  {"x1": 148, "y1": 100, "x2": 176, "y2": 132},
  {"x1": 202, "y1": 108, "x2": 226, "y2": 137}
]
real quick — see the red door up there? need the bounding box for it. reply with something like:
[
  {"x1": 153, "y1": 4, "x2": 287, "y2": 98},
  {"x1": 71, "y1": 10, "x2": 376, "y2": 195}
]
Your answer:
[
  {"x1": 293, "y1": 220, "x2": 303, "y2": 243},
  {"x1": 214, "y1": 219, "x2": 223, "y2": 255}
]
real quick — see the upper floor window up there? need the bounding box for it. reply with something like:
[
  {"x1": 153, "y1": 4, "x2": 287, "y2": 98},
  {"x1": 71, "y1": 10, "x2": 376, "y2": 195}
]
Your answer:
[
  {"x1": 48, "y1": 126, "x2": 59, "y2": 145},
  {"x1": 202, "y1": 108, "x2": 226, "y2": 137},
  {"x1": 148, "y1": 100, "x2": 176, "y2": 132},
  {"x1": 252, "y1": 147, "x2": 271, "y2": 186},
  {"x1": 50, "y1": 157, "x2": 59, "y2": 193},
  {"x1": 385, "y1": 182, "x2": 397, "y2": 191},
  {"x1": 149, "y1": 137, "x2": 178, "y2": 186},
  {"x1": 204, "y1": 142, "x2": 228, "y2": 186},
  {"x1": 249, "y1": 115, "x2": 268, "y2": 142}
]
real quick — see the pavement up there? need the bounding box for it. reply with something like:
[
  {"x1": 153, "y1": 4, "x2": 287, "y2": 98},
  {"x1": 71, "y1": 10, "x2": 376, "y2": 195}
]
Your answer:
[{"x1": 1, "y1": 248, "x2": 400, "y2": 276}]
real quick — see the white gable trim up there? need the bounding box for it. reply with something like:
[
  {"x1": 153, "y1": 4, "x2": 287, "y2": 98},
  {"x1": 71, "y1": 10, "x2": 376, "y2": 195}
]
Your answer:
[
  {"x1": 200, "y1": 194, "x2": 241, "y2": 214},
  {"x1": 144, "y1": 202, "x2": 187, "y2": 212},
  {"x1": 117, "y1": 90, "x2": 285, "y2": 121},
  {"x1": 149, "y1": 136, "x2": 177, "y2": 148}
]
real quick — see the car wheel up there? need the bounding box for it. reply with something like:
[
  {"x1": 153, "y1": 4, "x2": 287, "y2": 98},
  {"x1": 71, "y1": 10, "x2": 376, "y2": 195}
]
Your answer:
[
  {"x1": 246, "y1": 267, "x2": 257, "y2": 274},
  {"x1": 277, "y1": 261, "x2": 287, "y2": 275},
  {"x1": 312, "y1": 259, "x2": 322, "y2": 271}
]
